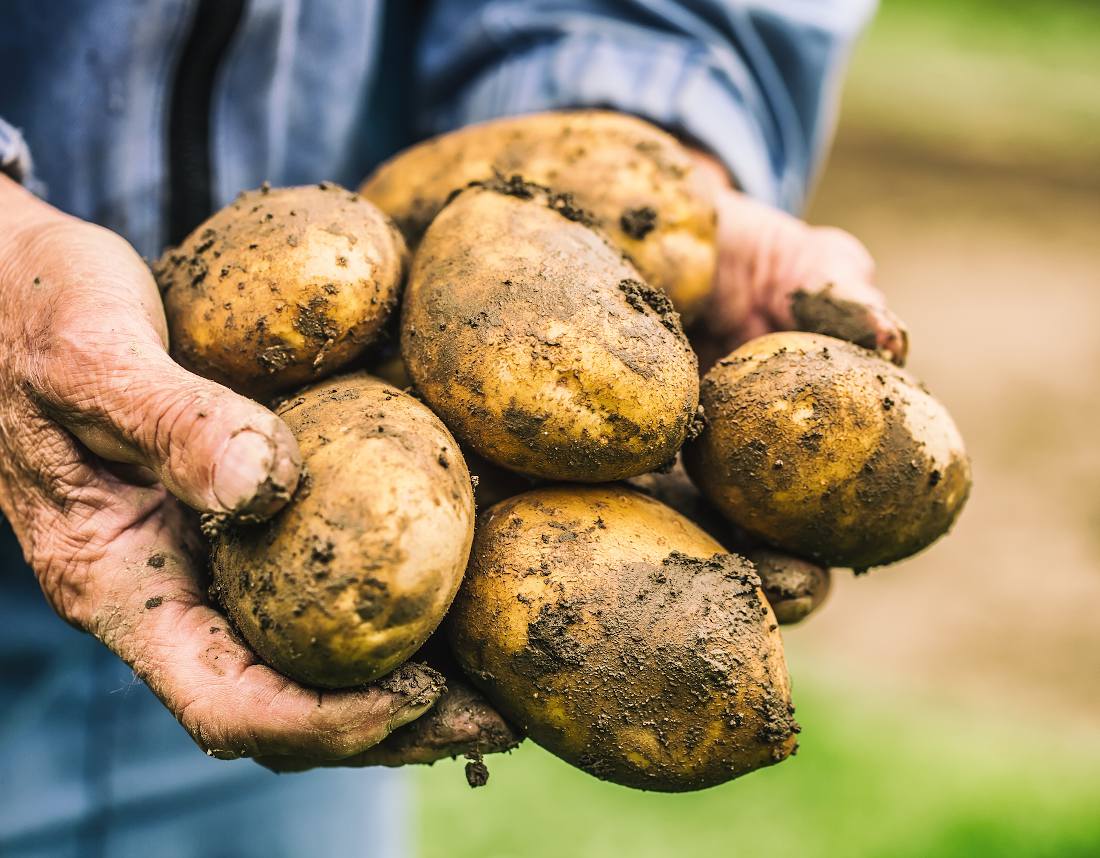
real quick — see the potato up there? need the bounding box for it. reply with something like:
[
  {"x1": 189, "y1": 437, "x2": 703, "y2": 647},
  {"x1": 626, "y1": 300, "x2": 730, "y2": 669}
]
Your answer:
[
  {"x1": 629, "y1": 464, "x2": 831, "y2": 624},
  {"x1": 360, "y1": 111, "x2": 717, "y2": 322},
  {"x1": 156, "y1": 183, "x2": 407, "y2": 399},
  {"x1": 211, "y1": 373, "x2": 474, "y2": 688},
  {"x1": 402, "y1": 179, "x2": 700, "y2": 482},
  {"x1": 684, "y1": 332, "x2": 971, "y2": 570},
  {"x1": 745, "y1": 550, "x2": 830, "y2": 625},
  {"x1": 448, "y1": 486, "x2": 799, "y2": 792}
]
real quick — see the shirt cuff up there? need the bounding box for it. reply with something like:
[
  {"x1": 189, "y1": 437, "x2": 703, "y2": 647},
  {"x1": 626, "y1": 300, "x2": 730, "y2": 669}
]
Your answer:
[
  {"x1": 421, "y1": 35, "x2": 800, "y2": 212},
  {"x1": 0, "y1": 117, "x2": 43, "y2": 194}
]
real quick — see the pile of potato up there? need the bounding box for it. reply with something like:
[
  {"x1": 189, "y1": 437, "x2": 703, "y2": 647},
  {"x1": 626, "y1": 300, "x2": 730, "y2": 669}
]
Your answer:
[{"x1": 155, "y1": 111, "x2": 970, "y2": 792}]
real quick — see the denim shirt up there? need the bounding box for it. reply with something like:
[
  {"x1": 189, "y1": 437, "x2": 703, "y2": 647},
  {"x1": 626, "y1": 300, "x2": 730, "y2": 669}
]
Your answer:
[
  {"x1": 0, "y1": 0, "x2": 874, "y2": 255},
  {"x1": 0, "y1": 1, "x2": 872, "y2": 854}
]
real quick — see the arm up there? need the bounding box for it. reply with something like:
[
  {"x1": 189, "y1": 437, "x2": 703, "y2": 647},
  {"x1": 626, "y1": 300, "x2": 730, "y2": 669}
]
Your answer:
[{"x1": 417, "y1": 0, "x2": 906, "y2": 363}]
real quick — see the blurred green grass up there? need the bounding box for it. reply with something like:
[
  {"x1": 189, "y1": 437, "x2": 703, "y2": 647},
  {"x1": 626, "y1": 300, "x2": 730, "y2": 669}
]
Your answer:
[
  {"x1": 841, "y1": 0, "x2": 1100, "y2": 173},
  {"x1": 413, "y1": 657, "x2": 1100, "y2": 858}
]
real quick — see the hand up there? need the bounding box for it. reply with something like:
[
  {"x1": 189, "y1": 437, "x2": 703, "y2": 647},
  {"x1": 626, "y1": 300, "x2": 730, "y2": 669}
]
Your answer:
[
  {"x1": 0, "y1": 175, "x2": 450, "y2": 768},
  {"x1": 258, "y1": 674, "x2": 522, "y2": 773},
  {"x1": 690, "y1": 152, "x2": 908, "y2": 369}
]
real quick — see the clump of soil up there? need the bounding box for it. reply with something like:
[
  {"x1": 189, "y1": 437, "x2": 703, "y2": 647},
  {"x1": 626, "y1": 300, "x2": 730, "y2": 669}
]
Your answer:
[
  {"x1": 465, "y1": 753, "x2": 490, "y2": 788},
  {"x1": 790, "y1": 285, "x2": 879, "y2": 351},
  {"x1": 618, "y1": 278, "x2": 685, "y2": 338},
  {"x1": 620, "y1": 206, "x2": 658, "y2": 239},
  {"x1": 458, "y1": 173, "x2": 598, "y2": 228}
]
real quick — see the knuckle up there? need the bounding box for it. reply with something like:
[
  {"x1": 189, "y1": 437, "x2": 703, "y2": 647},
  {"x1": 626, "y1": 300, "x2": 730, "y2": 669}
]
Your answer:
[
  {"x1": 31, "y1": 545, "x2": 94, "y2": 629},
  {"x1": 816, "y1": 226, "x2": 875, "y2": 274},
  {"x1": 178, "y1": 699, "x2": 250, "y2": 759}
]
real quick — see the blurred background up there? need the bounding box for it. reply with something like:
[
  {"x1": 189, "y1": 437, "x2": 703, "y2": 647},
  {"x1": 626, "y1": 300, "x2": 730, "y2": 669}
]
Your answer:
[{"x1": 411, "y1": 1, "x2": 1100, "y2": 855}]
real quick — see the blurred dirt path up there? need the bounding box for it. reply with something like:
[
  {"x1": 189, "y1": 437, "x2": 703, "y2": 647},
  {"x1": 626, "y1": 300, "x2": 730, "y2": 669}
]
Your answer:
[{"x1": 791, "y1": 135, "x2": 1100, "y2": 726}]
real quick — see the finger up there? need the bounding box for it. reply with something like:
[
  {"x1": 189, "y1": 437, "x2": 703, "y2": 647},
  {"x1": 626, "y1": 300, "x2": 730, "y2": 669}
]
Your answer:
[
  {"x1": 95, "y1": 549, "x2": 445, "y2": 761},
  {"x1": 787, "y1": 281, "x2": 909, "y2": 366},
  {"x1": 762, "y1": 224, "x2": 908, "y2": 364},
  {"x1": 748, "y1": 550, "x2": 832, "y2": 625},
  {"x1": 257, "y1": 678, "x2": 522, "y2": 772},
  {"x1": 708, "y1": 191, "x2": 909, "y2": 365},
  {"x1": 31, "y1": 304, "x2": 301, "y2": 518}
]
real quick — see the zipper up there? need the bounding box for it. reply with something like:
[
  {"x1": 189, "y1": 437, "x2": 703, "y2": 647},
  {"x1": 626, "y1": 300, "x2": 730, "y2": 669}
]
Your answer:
[{"x1": 167, "y1": 0, "x2": 246, "y2": 245}]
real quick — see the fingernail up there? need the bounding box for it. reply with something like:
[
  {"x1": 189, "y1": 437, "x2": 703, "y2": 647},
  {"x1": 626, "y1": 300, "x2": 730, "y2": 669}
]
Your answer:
[
  {"x1": 381, "y1": 663, "x2": 445, "y2": 729},
  {"x1": 212, "y1": 429, "x2": 281, "y2": 515},
  {"x1": 389, "y1": 696, "x2": 441, "y2": 733}
]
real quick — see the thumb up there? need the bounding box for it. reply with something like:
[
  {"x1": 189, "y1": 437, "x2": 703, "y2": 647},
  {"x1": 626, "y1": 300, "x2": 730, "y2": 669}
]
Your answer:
[{"x1": 33, "y1": 334, "x2": 301, "y2": 519}]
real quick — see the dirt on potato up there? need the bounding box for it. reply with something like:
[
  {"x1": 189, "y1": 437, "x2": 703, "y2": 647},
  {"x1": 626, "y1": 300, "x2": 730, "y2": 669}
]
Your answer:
[
  {"x1": 155, "y1": 183, "x2": 407, "y2": 400},
  {"x1": 684, "y1": 332, "x2": 971, "y2": 569},
  {"x1": 448, "y1": 486, "x2": 798, "y2": 792},
  {"x1": 402, "y1": 181, "x2": 698, "y2": 482}
]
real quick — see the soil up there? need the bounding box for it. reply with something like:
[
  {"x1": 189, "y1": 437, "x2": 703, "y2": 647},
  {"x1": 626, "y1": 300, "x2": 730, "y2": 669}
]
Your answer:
[
  {"x1": 790, "y1": 286, "x2": 879, "y2": 351},
  {"x1": 616, "y1": 278, "x2": 685, "y2": 338},
  {"x1": 620, "y1": 206, "x2": 658, "y2": 240}
]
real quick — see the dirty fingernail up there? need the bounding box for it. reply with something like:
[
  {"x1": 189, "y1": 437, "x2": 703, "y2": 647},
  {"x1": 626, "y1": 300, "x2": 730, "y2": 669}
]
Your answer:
[
  {"x1": 380, "y1": 662, "x2": 446, "y2": 729},
  {"x1": 389, "y1": 696, "x2": 441, "y2": 733},
  {"x1": 212, "y1": 429, "x2": 283, "y2": 515}
]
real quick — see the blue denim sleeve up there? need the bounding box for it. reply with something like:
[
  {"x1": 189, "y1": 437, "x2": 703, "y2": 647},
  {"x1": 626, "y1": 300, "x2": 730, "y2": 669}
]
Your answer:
[
  {"x1": 0, "y1": 116, "x2": 39, "y2": 190},
  {"x1": 417, "y1": 0, "x2": 875, "y2": 213}
]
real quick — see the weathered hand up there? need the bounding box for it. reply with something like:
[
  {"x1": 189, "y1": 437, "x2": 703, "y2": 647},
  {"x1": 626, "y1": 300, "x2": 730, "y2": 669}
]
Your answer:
[
  {"x1": 690, "y1": 152, "x2": 908, "y2": 369},
  {"x1": 258, "y1": 674, "x2": 522, "y2": 774},
  {"x1": 0, "y1": 175, "x2": 447, "y2": 768}
]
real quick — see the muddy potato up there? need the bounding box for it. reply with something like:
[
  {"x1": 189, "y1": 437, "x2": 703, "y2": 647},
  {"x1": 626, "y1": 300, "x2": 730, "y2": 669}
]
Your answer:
[
  {"x1": 156, "y1": 183, "x2": 407, "y2": 399},
  {"x1": 629, "y1": 464, "x2": 831, "y2": 624},
  {"x1": 684, "y1": 332, "x2": 971, "y2": 569},
  {"x1": 448, "y1": 486, "x2": 799, "y2": 792},
  {"x1": 211, "y1": 373, "x2": 474, "y2": 688},
  {"x1": 361, "y1": 111, "x2": 717, "y2": 322},
  {"x1": 403, "y1": 179, "x2": 699, "y2": 482}
]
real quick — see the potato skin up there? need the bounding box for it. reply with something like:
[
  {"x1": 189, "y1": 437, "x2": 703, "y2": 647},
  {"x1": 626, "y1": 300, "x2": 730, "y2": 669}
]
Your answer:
[
  {"x1": 361, "y1": 111, "x2": 717, "y2": 323},
  {"x1": 629, "y1": 464, "x2": 831, "y2": 624},
  {"x1": 211, "y1": 373, "x2": 475, "y2": 688},
  {"x1": 156, "y1": 184, "x2": 407, "y2": 399},
  {"x1": 448, "y1": 486, "x2": 798, "y2": 792},
  {"x1": 684, "y1": 332, "x2": 971, "y2": 569},
  {"x1": 402, "y1": 181, "x2": 700, "y2": 482}
]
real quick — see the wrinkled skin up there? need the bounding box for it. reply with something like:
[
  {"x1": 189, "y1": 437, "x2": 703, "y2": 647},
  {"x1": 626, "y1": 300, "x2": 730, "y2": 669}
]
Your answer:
[{"x1": 0, "y1": 174, "x2": 508, "y2": 770}]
